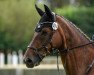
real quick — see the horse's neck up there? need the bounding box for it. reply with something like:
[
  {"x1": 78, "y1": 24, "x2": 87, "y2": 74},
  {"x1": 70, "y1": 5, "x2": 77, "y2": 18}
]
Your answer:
[
  {"x1": 57, "y1": 16, "x2": 92, "y2": 51},
  {"x1": 57, "y1": 16, "x2": 94, "y2": 75},
  {"x1": 59, "y1": 16, "x2": 90, "y2": 48}
]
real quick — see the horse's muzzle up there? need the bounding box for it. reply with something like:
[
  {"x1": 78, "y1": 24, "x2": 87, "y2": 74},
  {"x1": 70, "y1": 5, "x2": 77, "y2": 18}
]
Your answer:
[
  {"x1": 24, "y1": 57, "x2": 34, "y2": 68},
  {"x1": 23, "y1": 54, "x2": 43, "y2": 68}
]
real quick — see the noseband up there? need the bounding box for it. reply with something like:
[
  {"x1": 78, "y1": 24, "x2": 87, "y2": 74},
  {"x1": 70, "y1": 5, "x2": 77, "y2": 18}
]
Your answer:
[{"x1": 27, "y1": 39, "x2": 53, "y2": 57}]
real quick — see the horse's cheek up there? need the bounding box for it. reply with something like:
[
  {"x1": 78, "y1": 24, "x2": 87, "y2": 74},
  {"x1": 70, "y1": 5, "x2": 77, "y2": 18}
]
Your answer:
[{"x1": 52, "y1": 32, "x2": 62, "y2": 48}]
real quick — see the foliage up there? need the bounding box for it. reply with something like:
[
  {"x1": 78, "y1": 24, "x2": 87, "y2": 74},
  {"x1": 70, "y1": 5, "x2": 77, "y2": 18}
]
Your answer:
[
  {"x1": 50, "y1": 0, "x2": 94, "y2": 8},
  {"x1": 80, "y1": 0, "x2": 94, "y2": 6},
  {"x1": 55, "y1": 6, "x2": 94, "y2": 38},
  {"x1": 0, "y1": 0, "x2": 40, "y2": 50}
]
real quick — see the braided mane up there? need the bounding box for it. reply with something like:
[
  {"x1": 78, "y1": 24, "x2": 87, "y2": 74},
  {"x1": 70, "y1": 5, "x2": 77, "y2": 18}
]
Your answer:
[{"x1": 61, "y1": 16, "x2": 92, "y2": 41}]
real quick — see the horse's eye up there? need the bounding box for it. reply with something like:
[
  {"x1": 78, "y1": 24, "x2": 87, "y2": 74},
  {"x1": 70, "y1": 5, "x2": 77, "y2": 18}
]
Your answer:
[{"x1": 41, "y1": 31, "x2": 47, "y2": 36}]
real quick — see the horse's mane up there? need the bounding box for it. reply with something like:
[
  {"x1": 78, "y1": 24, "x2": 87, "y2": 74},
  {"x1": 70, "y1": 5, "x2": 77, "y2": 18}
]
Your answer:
[{"x1": 61, "y1": 16, "x2": 92, "y2": 41}]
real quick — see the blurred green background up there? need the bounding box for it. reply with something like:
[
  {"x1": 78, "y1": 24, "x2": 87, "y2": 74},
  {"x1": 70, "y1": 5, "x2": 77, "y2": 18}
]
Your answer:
[{"x1": 0, "y1": 0, "x2": 94, "y2": 51}]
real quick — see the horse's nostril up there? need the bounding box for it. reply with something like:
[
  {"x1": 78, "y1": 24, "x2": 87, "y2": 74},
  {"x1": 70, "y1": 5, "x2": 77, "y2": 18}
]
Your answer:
[{"x1": 26, "y1": 58, "x2": 33, "y2": 64}]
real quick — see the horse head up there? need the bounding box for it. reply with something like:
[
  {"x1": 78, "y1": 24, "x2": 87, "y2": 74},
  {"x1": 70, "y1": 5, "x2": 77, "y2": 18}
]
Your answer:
[{"x1": 23, "y1": 5, "x2": 65, "y2": 68}]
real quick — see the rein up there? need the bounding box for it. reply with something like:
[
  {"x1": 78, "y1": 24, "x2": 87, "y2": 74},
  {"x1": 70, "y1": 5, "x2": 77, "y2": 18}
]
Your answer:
[{"x1": 61, "y1": 41, "x2": 94, "y2": 53}]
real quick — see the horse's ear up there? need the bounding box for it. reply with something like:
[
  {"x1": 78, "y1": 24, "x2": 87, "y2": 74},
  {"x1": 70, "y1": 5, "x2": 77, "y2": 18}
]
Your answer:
[
  {"x1": 44, "y1": 4, "x2": 52, "y2": 17},
  {"x1": 35, "y1": 4, "x2": 44, "y2": 17}
]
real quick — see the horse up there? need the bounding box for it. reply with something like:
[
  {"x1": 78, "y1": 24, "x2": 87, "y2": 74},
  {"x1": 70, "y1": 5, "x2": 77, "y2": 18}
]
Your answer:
[{"x1": 23, "y1": 4, "x2": 94, "y2": 75}]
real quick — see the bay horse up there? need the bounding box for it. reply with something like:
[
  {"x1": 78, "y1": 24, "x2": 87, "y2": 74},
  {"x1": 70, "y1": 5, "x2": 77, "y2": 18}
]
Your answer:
[{"x1": 23, "y1": 5, "x2": 94, "y2": 75}]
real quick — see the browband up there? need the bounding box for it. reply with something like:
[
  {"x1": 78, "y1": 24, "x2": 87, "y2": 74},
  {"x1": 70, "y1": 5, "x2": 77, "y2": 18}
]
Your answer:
[{"x1": 35, "y1": 12, "x2": 57, "y2": 32}]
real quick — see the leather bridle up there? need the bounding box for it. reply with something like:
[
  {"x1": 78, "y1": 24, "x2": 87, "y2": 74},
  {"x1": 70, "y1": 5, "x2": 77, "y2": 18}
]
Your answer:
[{"x1": 27, "y1": 12, "x2": 56, "y2": 57}]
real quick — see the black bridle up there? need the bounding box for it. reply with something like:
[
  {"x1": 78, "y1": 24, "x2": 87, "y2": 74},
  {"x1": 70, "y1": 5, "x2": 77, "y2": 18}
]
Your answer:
[{"x1": 27, "y1": 12, "x2": 56, "y2": 57}]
